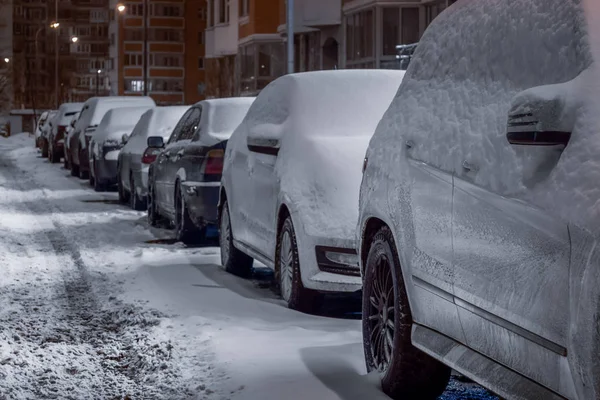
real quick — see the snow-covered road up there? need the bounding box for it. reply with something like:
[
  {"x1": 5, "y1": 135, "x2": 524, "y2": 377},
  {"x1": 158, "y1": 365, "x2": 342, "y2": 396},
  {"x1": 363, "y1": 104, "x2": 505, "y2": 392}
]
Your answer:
[{"x1": 0, "y1": 133, "x2": 496, "y2": 399}]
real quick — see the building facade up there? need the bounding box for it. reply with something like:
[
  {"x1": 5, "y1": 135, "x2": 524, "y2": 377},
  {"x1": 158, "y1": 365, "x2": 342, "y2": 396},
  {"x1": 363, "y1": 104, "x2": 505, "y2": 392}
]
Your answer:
[{"x1": 108, "y1": 0, "x2": 207, "y2": 105}]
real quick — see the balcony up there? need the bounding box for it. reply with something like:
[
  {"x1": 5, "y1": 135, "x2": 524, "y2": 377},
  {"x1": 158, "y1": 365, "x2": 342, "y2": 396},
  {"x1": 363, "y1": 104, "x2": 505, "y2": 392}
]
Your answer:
[
  {"x1": 205, "y1": 24, "x2": 238, "y2": 58},
  {"x1": 280, "y1": 0, "x2": 341, "y2": 33}
]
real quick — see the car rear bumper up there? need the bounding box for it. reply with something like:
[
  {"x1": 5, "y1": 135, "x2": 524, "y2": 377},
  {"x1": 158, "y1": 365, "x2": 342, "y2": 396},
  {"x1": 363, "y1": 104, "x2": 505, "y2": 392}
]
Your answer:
[
  {"x1": 95, "y1": 160, "x2": 118, "y2": 185},
  {"x1": 181, "y1": 181, "x2": 220, "y2": 229}
]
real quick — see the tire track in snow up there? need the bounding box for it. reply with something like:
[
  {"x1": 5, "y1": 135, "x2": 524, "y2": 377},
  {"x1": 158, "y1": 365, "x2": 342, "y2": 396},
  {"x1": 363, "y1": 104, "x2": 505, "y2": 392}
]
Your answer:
[{"x1": 0, "y1": 153, "x2": 203, "y2": 399}]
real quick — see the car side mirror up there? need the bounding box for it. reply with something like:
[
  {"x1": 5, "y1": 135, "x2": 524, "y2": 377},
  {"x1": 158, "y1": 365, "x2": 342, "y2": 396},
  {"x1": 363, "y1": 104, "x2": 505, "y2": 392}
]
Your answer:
[
  {"x1": 147, "y1": 136, "x2": 164, "y2": 148},
  {"x1": 122, "y1": 133, "x2": 130, "y2": 145},
  {"x1": 506, "y1": 84, "x2": 574, "y2": 147}
]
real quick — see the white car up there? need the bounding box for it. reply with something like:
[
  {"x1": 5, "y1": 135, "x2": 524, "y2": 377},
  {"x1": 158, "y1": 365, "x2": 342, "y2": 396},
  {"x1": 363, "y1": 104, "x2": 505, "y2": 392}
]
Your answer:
[
  {"x1": 34, "y1": 111, "x2": 50, "y2": 149},
  {"x1": 357, "y1": 0, "x2": 600, "y2": 399},
  {"x1": 63, "y1": 111, "x2": 80, "y2": 169},
  {"x1": 219, "y1": 70, "x2": 405, "y2": 312},
  {"x1": 117, "y1": 105, "x2": 190, "y2": 209},
  {"x1": 88, "y1": 106, "x2": 153, "y2": 191},
  {"x1": 39, "y1": 110, "x2": 57, "y2": 157}
]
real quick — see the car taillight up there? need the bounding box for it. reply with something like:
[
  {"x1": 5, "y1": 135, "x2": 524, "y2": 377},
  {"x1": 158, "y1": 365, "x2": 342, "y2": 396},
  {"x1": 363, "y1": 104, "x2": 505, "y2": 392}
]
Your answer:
[
  {"x1": 204, "y1": 149, "x2": 224, "y2": 175},
  {"x1": 141, "y1": 147, "x2": 161, "y2": 164}
]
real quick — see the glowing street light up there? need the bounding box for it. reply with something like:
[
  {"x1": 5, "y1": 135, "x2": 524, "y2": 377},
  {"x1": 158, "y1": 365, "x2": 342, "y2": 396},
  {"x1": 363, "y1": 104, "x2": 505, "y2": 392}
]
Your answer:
[
  {"x1": 50, "y1": 22, "x2": 60, "y2": 28},
  {"x1": 3, "y1": 58, "x2": 9, "y2": 63},
  {"x1": 117, "y1": 4, "x2": 125, "y2": 12},
  {"x1": 71, "y1": 36, "x2": 78, "y2": 43},
  {"x1": 97, "y1": 69, "x2": 102, "y2": 74}
]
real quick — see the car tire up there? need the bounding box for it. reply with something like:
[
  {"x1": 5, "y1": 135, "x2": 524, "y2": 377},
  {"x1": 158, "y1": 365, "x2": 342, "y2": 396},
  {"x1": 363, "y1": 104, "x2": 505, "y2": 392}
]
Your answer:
[
  {"x1": 63, "y1": 150, "x2": 70, "y2": 169},
  {"x1": 93, "y1": 163, "x2": 105, "y2": 192},
  {"x1": 41, "y1": 140, "x2": 48, "y2": 158},
  {"x1": 78, "y1": 151, "x2": 89, "y2": 180},
  {"x1": 175, "y1": 183, "x2": 201, "y2": 244},
  {"x1": 130, "y1": 174, "x2": 146, "y2": 211},
  {"x1": 220, "y1": 200, "x2": 253, "y2": 278},
  {"x1": 70, "y1": 160, "x2": 79, "y2": 176},
  {"x1": 363, "y1": 226, "x2": 451, "y2": 400},
  {"x1": 276, "y1": 216, "x2": 322, "y2": 313},
  {"x1": 49, "y1": 143, "x2": 60, "y2": 163},
  {"x1": 147, "y1": 183, "x2": 161, "y2": 227}
]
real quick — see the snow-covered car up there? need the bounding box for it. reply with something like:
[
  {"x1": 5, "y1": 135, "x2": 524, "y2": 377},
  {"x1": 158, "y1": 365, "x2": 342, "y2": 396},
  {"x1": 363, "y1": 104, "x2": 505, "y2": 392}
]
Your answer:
[
  {"x1": 88, "y1": 106, "x2": 153, "y2": 191},
  {"x1": 63, "y1": 111, "x2": 80, "y2": 169},
  {"x1": 34, "y1": 111, "x2": 50, "y2": 149},
  {"x1": 219, "y1": 70, "x2": 404, "y2": 311},
  {"x1": 68, "y1": 96, "x2": 155, "y2": 179},
  {"x1": 357, "y1": 0, "x2": 599, "y2": 399},
  {"x1": 47, "y1": 102, "x2": 83, "y2": 164},
  {"x1": 39, "y1": 110, "x2": 57, "y2": 157},
  {"x1": 148, "y1": 98, "x2": 255, "y2": 243},
  {"x1": 117, "y1": 105, "x2": 190, "y2": 209}
]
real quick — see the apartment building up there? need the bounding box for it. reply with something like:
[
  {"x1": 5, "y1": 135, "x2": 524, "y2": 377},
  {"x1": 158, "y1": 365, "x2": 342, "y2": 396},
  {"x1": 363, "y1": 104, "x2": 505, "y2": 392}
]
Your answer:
[
  {"x1": 8, "y1": 0, "x2": 109, "y2": 110},
  {"x1": 108, "y1": 0, "x2": 206, "y2": 105}
]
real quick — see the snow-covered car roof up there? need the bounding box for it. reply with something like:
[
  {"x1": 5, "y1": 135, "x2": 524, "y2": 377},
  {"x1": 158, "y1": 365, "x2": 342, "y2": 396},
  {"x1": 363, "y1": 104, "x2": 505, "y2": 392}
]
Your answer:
[
  {"x1": 134, "y1": 106, "x2": 190, "y2": 142},
  {"x1": 93, "y1": 106, "x2": 154, "y2": 144},
  {"x1": 195, "y1": 98, "x2": 255, "y2": 146},
  {"x1": 78, "y1": 96, "x2": 156, "y2": 129},
  {"x1": 56, "y1": 103, "x2": 84, "y2": 126},
  {"x1": 239, "y1": 70, "x2": 405, "y2": 239}
]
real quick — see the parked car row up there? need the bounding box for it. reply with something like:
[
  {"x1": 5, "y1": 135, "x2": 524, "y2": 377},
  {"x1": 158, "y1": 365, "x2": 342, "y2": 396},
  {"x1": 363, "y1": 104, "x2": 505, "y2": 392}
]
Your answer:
[{"x1": 34, "y1": 1, "x2": 600, "y2": 399}]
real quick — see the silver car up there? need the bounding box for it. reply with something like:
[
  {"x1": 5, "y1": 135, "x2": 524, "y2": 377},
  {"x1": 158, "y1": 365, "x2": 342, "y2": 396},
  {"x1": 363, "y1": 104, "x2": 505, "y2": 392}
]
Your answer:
[{"x1": 358, "y1": 0, "x2": 599, "y2": 399}]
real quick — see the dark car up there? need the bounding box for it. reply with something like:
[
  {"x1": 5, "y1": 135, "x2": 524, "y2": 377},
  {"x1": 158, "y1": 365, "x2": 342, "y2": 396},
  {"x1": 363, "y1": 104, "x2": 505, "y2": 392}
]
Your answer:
[
  {"x1": 147, "y1": 98, "x2": 254, "y2": 244},
  {"x1": 47, "y1": 103, "x2": 83, "y2": 163}
]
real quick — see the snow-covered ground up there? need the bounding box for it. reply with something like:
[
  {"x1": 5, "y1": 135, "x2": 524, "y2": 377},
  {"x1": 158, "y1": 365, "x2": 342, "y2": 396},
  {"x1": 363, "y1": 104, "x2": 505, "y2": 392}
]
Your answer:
[{"x1": 0, "y1": 133, "x2": 496, "y2": 399}]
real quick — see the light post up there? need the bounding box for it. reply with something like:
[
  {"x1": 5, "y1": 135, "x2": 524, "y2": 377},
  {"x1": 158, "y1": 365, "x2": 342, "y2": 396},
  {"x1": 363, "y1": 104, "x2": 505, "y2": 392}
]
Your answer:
[
  {"x1": 96, "y1": 69, "x2": 101, "y2": 95},
  {"x1": 50, "y1": 20, "x2": 59, "y2": 108}
]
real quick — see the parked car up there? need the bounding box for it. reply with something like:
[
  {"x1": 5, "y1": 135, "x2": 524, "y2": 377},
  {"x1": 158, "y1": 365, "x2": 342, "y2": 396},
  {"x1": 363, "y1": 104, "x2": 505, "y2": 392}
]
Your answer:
[
  {"x1": 68, "y1": 96, "x2": 155, "y2": 179},
  {"x1": 219, "y1": 70, "x2": 404, "y2": 311},
  {"x1": 357, "y1": 0, "x2": 596, "y2": 399},
  {"x1": 63, "y1": 111, "x2": 80, "y2": 169},
  {"x1": 148, "y1": 98, "x2": 255, "y2": 244},
  {"x1": 88, "y1": 106, "x2": 153, "y2": 191},
  {"x1": 117, "y1": 105, "x2": 190, "y2": 209},
  {"x1": 47, "y1": 103, "x2": 83, "y2": 163},
  {"x1": 39, "y1": 111, "x2": 57, "y2": 157},
  {"x1": 34, "y1": 111, "x2": 50, "y2": 149}
]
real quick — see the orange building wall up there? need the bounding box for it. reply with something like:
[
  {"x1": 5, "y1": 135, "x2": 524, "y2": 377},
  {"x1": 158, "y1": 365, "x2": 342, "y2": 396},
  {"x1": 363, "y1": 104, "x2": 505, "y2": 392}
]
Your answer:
[
  {"x1": 239, "y1": 0, "x2": 280, "y2": 39},
  {"x1": 184, "y1": 0, "x2": 207, "y2": 104}
]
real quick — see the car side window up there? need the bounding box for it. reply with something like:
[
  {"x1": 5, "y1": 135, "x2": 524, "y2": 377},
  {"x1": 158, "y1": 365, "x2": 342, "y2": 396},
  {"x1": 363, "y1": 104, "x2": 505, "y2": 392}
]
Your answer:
[
  {"x1": 167, "y1": 110, "x2": 193, "y2": 145},
  {"x1": 178, "y1": 107, "x2": 201, "y2": 141}
]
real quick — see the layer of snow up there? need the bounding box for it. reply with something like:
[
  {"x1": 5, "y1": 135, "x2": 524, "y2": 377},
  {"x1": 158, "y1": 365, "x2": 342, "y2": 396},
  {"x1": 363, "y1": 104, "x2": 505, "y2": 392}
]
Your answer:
[
  {"x1": 92, "y1": 106, "x2": 154, "y2": 146},
  {"x1": 0, "y1": 133, "x2": 492, "y2": 399},
  {"x1": 55, "y1": 103, "x2": 84, "y2": 127},
  {"x1": 123, "y1": 106, "x2": 190, "y2": 158},
  {"x1": 196, "y1": 98, "x2": 255, "y2": 146}
]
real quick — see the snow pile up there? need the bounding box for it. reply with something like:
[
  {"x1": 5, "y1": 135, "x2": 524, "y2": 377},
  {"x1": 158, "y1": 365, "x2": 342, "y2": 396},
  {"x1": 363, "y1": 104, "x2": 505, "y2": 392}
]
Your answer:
[
  {"x1": 245, "y1": 70, "x2": 404, "y2": 238},
  {"x1": 93, "y1": 106, "x2": 154, "y2": 145},
  {"x1": 197, "y1": 98, "x2": 255, "y2": 146}
]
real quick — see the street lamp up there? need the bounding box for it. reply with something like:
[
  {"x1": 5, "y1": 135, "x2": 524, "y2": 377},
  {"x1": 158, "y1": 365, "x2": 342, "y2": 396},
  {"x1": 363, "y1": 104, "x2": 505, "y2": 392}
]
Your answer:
[
  {"x1": 96, "y1": 69, "x2": 102, "y2": 95},
  {"x1": 117, "y1": 4, "x2": 125, "y2": 13},
  {"x1": 3, "y1": 58, "x2": 8, "y2": 63},
  {"x1": 71, "y1": 36, "x2": 78, "y2": 43},
  {"x1": 50, "y1": 22, "x2": 59, "y2": 28},
  {"x1": 50, "y1": 20, "x2": 60, "y2": 108}
]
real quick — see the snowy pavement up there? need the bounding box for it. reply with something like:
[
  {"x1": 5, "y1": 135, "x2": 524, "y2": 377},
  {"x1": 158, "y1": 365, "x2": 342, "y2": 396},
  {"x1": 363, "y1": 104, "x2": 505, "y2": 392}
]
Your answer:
[{"x1": 0, "y1": 133, "x2": 496, "y2": 399}]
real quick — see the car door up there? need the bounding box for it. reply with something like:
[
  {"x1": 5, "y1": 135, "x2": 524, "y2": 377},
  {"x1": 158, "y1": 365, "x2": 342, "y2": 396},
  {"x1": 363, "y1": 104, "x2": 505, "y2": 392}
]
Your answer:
[
  {"x1": 163, "y1": 107, "x2": 202, "y2": 217},
  {"x1": 154, "y1": 109, "x2": 192, "y2": 209},
  {"x1": 244, "y1": 137, "x2": 279, "y2": 264}
]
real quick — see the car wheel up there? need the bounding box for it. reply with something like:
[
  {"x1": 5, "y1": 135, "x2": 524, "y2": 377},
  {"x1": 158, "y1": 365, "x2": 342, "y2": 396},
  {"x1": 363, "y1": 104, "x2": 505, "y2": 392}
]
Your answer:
[
  {"x1": 70, "y1": 159, "x2": 79, "y2": 177},
  {"x1": 93, "y1": 163, "x2": 105, "y2": 192},
  {"x1": 175, "y1": 183, "x2": 201, "y2": 244},
  {"x1": 220, "y1": 200, "x2": 253, "y2": 278},
  {"x1": 130, "y1": 174, "x2": 146, "y2": 211},
  {"x1": 50, "y1": 143, "x2": 60, "y2": 163},
  {"x1": 63, "y1": 150, "x2": 70, "y2": 169},
  {"x1": 147, "y1": 183, "x2": 161, "y2": 227},
  {"x1": 41, "y1": 139, "x2": 48, "y2": 158},
  {"x1": 276, "y1": 216, "x2": 322, "y2": 313},
  {"x1": 363, "y1": 226, "x2": 451, "y2": 400},
  {"x1": 78, "y1": 151, "x2": 89, "y2": 180}
]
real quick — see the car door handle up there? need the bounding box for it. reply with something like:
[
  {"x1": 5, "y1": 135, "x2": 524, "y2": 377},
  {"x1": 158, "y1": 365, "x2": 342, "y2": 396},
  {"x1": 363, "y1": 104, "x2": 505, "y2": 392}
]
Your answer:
[{"x1": 462, "y1": 160, "x2": 477, "y2": 172}]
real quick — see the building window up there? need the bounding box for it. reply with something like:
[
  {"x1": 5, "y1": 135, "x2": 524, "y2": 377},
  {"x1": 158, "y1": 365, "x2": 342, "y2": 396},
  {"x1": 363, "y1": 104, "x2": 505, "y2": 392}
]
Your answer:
[
  {"x1": 381, "y1": 7, "x2": 419, "y2": 57},
  {"x1": 198, "y1": 31, "x2": 204, "y2": 44},
  {"x1": 219, "y1": 0, "x2": 229, "y2": 23},
  {"x1": 198, "y1": 57, "x2": 204, "y2": 69},
  {"x1": 151, "y1": 3, "x2": 183, "y2": 17},
  {"x1": 149, "y1": 53, "x2": 183, "y2": 67},
  {"x1": 148, "y1": 78, "x2": 183, "y2": 92},
  {"x1": 125, "y1": 79, "x2": 145, "y2": 92},
  {"x1": 125, "y1": 29, "x2": 143, "y2": 41},
  {"x1": 239, "y1": 0, "x2": 248, "y2": 17},
  {"x1": 345, "y1": 9, "x2": 374, "y2": 64},
  {"x1": 208, "y1": 0, "x2": 214, "y2": 26},
  {"x1": 128, "y1": 3, "x2": 144, "y2": 16},
  {"x1": 425, "y1": 0, "x2": 454, "y2": 27},
  {"x1": 240, "y1": 41, "x2": 284, "y2": 94},
  {"x1": 198, "y1": 7, "x2": 206, "y2": 20},
  {"x1": 148, "y1": 28, "x2": 183, "y2": 42},
  {"x1": 124, "y1": 53, "x2": 143, "y2": 66}
]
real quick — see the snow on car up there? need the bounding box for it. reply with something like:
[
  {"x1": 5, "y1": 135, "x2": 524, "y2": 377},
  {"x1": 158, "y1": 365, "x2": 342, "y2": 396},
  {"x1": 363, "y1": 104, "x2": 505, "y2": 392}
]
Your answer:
[
  {"x1": 88, "y1": 106, "x2": 153, "y2": 191},
  {"x1": 39, "y1": 110, "x2": 57, "y2": 158},
  {"x1": 47, "y1": 102, "x2": 83, "y2": 164},
  {"x1": 358, "y1": 0, "x2": 598, "y2": 399},
  {"x1": 118, "y1": 106, "x2": 190, "y2": 210},
  {"x1": 63, "y1": 111, "x2": 80, "y2": 169},
  {"x1": 34, "y1": 111, "x2": 50, "y2": 149},
  {"x1": 220, "y1": 70, "x2": 405, "y2": 312}
]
